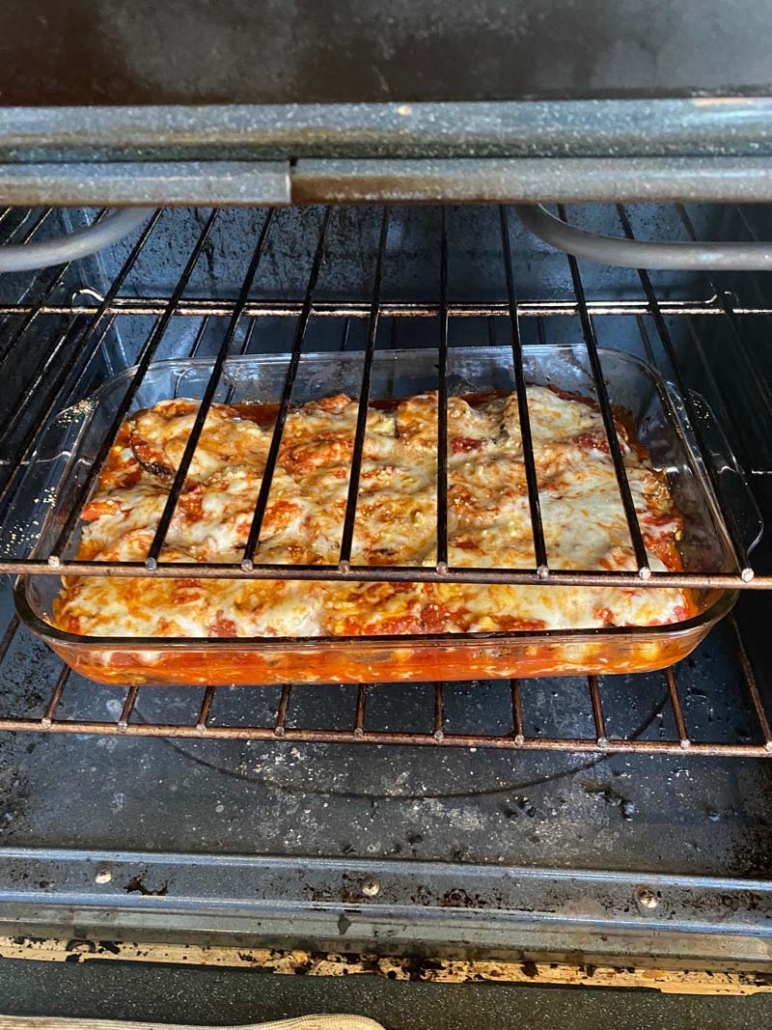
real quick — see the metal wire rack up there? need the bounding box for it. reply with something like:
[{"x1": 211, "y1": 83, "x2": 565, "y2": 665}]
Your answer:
[
  {"x1": 0, "y1": 202, "x2": 771, "y2": 758},
  {"x1": 0, "y1": 202, "x2": 769, "y2": 588}
]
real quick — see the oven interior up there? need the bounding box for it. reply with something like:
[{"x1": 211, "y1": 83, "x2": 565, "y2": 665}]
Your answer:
[{"x1": 1, "y1": 201, "x2": 772, "y2": 967}]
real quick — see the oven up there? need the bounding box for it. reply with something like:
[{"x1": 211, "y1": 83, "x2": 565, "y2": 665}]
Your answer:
[{"x1": 2, "y1": 2, "x2": 772, "y2": 1025}]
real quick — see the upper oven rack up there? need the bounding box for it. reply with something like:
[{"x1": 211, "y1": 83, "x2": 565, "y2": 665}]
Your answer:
[{"x1": 0, "y1": 202, "x2": 769, "y2": 590}]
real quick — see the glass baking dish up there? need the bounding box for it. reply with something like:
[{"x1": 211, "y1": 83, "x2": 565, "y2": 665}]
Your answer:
[{"x1": 13, "y1": 345, "x2": 761, "y2": 686}]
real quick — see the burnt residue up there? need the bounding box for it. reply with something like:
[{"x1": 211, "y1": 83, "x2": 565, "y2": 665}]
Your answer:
[
  {"x1": 500, "y1": 796, "x2": 537, "y2": 819},
  {"x1": 63, "y1": 939, "x2": 106, "y2": 962},
  {"x1": 304, "y1": 884, "x2": 360, "y2": 905},
  {"x1": 583, "y1": 780, "x2": 636, "y2": 821},
  {"x1": 124, "y1": 874, "x2": 169, "y2": 897},
  {"x1": 440, "y1": 888, "x2": 489, "y2": 909},
  {"x1": 411, "y1": 885, "x2": 433, "y2": 907},
  {"x1": 407, "y1": 833, "x2": 423, "y2": 857}
]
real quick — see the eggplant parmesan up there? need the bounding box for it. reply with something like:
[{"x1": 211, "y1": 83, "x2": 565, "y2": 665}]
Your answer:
[{"x1": 53, "y1": 387, "x2": 692, "y2": 639}]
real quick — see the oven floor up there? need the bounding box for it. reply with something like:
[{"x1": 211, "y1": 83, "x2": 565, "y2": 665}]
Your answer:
[
  {"x1": 1, "y1": 958, "x2": 771, "y2": 1030},
  {"x1": 1, "y1": 577, "x2": 772, "y2": 954},
  {"x1": 1, "y1": 715, "x2": 771, "y2": 878}
]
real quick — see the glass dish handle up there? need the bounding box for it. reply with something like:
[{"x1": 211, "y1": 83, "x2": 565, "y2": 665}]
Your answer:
[{"x1": 674, "y1": 384, "x2": 763, "y2": 557}]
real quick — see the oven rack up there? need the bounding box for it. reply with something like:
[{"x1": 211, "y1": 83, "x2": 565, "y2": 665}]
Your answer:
[
  {"x1": 0, "y1": 602, "x2": 769, "y2": 757},
  {"x1": 0, "y1": 202, "x2": 770, "y2": 755},
  {"x1": 0, "y1": 202, "x2": 769, "y2": 590}
]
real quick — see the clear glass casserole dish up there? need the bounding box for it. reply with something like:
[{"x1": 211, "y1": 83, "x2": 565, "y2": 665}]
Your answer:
[{"x1": 12, "y1": 345, "x2": 761, "y2": 686}]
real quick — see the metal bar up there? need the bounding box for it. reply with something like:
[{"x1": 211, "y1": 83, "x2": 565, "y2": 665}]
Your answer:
[
  {"x1": 389, "y1": 317, "x2": 399, "y2": 350},
  {"x1": 3, "y1": 207, "x2": 54, "y2": 247},
  {"x1": 0, "y1": 314, "x2": 119, "y2": 510},
  {"x1": 511, "y1": 679, "x2": 525, "y2": 744},
  {"x1": 196, "y1": 687, "x2": 216, "y2": 731},
  {"x1": 0, "y1": 714, "x2": 768, "y2": 756},
  {"x1": 734, "y1": 204, "x2": 761, "y2": 241},
  {"x1": 0, "y1": 206, "x2": 27, "y2": 336},
  {"x1": 434, "y1": 683, "x2": 445, "y2": 742},
  {"x1": 436, "y1": 207, "x2": 449, "y2": 574},
  {"x1": 145, "y1": 209, "x2": 275, "y2": 568},
  {"x1": 729, "y1": 614, "x2": 772, "y2": 751},
  {"x1": 8, "y1": 556, "x2": 772, "y2": 588},
  {"x1": 487, "y1": 315, "x2": 497, "y2": 347},
  {"x1": 47, "y1": 209, "x2": 220, "y2": 567},
  {"x1": 665, "y1": 667, "x2": 691, "y2": 749},
  {"x1": 0, "y1": 297, "x2": 754, "y2": 320},
  {"x1": 339, "y1": 317, "x2": 352, "y2": 352},
  {"x1": 684, "y1": 315, "x2": 734, "y2": 413},
  {"x1": 188, "y1": 316, "x2": 213, "y2": 359},
  {"x1": 40, "y1": 666, "x2": 70, "y2": 728},
  {"x1": 0, "y1": 320, "x2": 81, "y2": 448},
  {"x1": 500, "y1": 205, "x2": 548, "y2": 575},
  {"x1": 293, "y1": 156, "x2": 772, "y2": 206},
  {"x1": 3, "y1": 100, "x2": 772, "y2": 161},
  {"x1": 229, "y1": 316, "x2": 259, "y2": 363},
  {"x1": 517, "y1": 200, "x2": 772, "y2": 270},
  {"x1": 0, "y1": 616, "x2": 19, "y2": 666},
  {"x1": 559, "y1": 205, "x2": 651, "y2": 579},
  {"x1": 635, "y1": 314, "x2": 658, "y2": 367},
  {"x1": 729, "y1": 202, "x2": 772, "y2": 318},
  {"x1": 687, "y1": 322, "x2": 772, "y2": 474},
  {"x1": 274, "y1": 685, "x2": 292, "y2": 738},
  {"x1": 353, "y1": 685, "x2": 367, "y2": 740},
  {"x1": 338, "y1": 207, "x2": 389, "y2": 568},
  {"x1": 0, "y1": 162, "x2": 291, "y2": 207},
  {"x1": 117, "y1": 686, "x2": 139, "y2": 732},
  {"x1": 241, "y1": 208, "x2": 333, "y2": 569},
  {"x1": 588, "y1": 676, "x2": 608, "y2": 748},
  {"x1": 683, "y1": 315, "x2": 756, "y2": 473},
  {"x1": 617, "y1": 204, "x2": 753, "y2": 579},
  {"x1": 222, "y1": 317, "x2": 261, "y2": 405}
]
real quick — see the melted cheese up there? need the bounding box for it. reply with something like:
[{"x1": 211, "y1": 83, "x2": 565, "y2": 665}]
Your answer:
[{"x1": 53, "y1": 387, "x2": 692, "y2": 639}]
